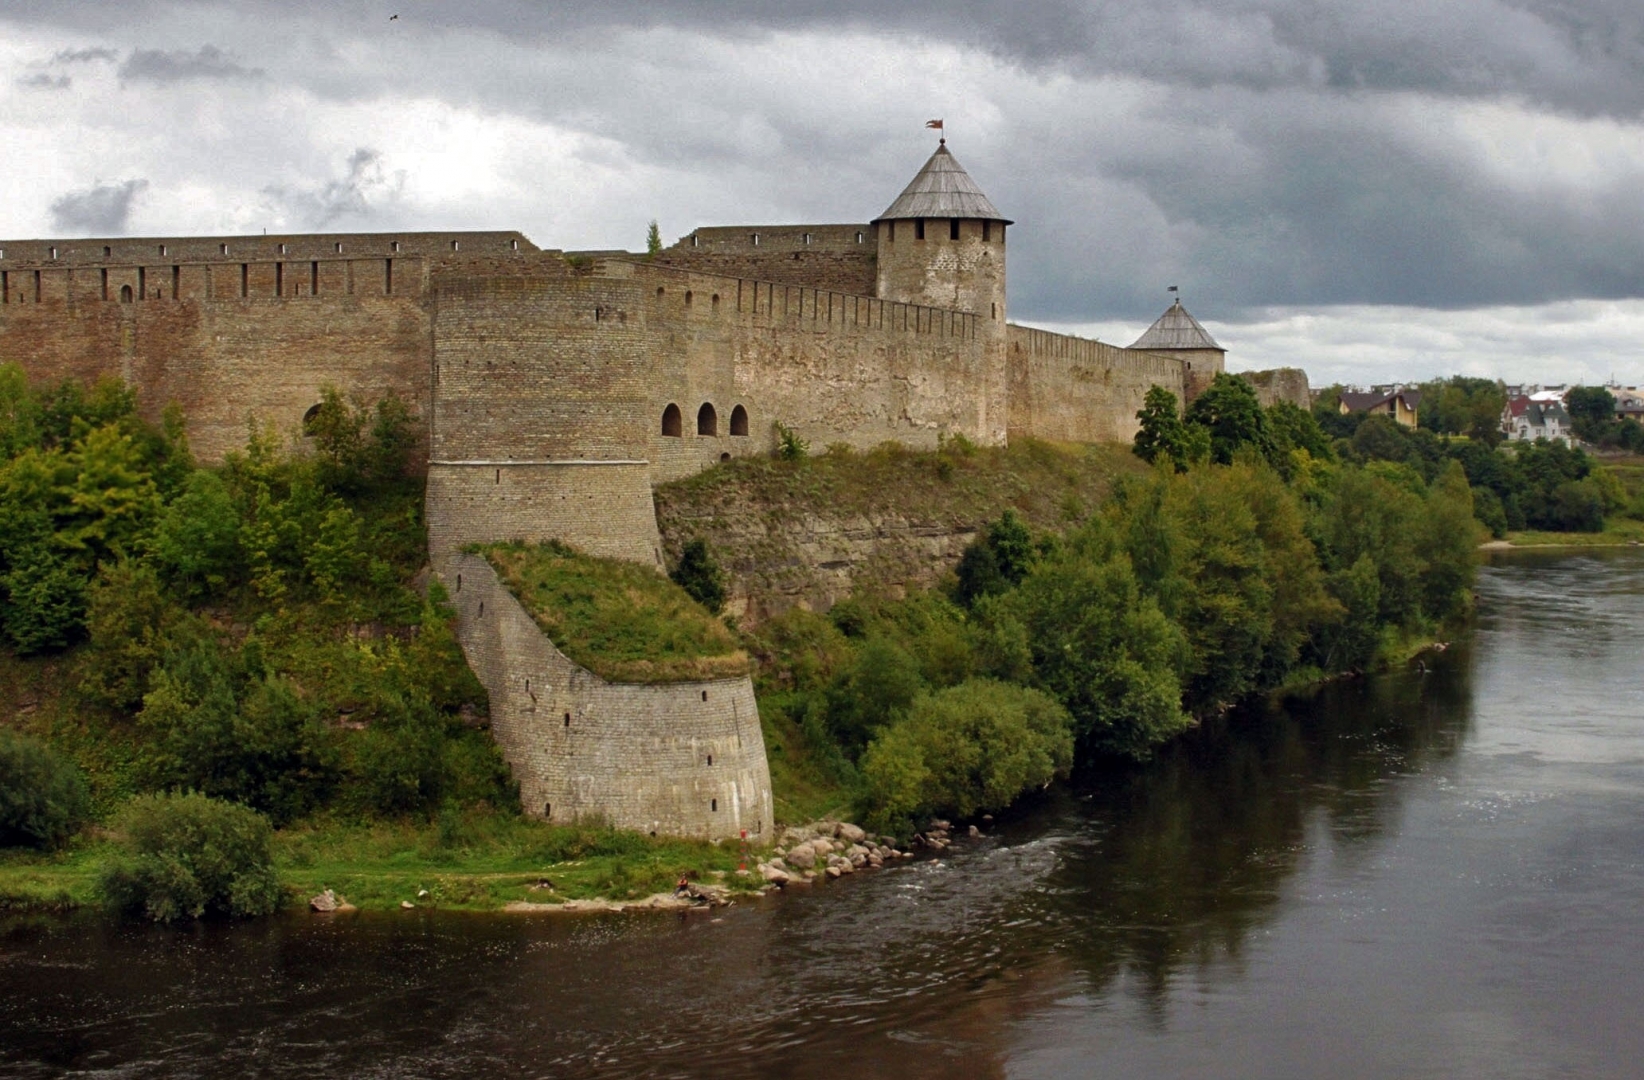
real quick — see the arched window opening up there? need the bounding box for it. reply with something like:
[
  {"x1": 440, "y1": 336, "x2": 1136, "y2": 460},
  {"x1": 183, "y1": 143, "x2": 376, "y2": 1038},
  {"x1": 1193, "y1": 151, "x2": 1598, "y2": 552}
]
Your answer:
[
  {"x1": 711, "y1": 293, "x2": 720, "y2": 309},
  {"x1": 803, "y1": 233, "x2": 812, "y2": 245},
  {"x1": 661, "y1": 403, "x2": 683, "y2": 437},
  {"x1": 451, "y1": 240, "x2": 460, "y2": 251},
  {"x1": 720, "y1": 452, "x2": 731, "y2": 462},
  {"x1": 730, "y1": 404, "x2": 749, "y2": 436},
  {"x1": 701, "y1": 689, "x2": 709, "y2": 702},
  {"x1": 302, "y1": 405, "x2": 323, "y2": 433},
  {"x1": 119, "y1": 284, "x2": 133, "y2": 304},
  {"x1": 750, "y1": 233, "x2": 760, "y2": 246},
  {"x1": 855, "y1": 231, "x2": 864, "y2": 244},
  {"x1": 697, "y1": 403, "x2": 717, "y2": 436},
  {"x1": 684, "y1": 290, "x2": 693, "y2": 306}
]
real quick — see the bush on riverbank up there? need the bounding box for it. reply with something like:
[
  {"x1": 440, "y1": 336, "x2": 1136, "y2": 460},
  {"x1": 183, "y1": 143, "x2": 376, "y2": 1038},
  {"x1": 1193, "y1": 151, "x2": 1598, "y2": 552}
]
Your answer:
[
  {"x1": 0, "y1": 731, "x2": 90, "y2": 850},
  {"x1": 98, "y1": 792, "x2": 282, "y2": 921}
]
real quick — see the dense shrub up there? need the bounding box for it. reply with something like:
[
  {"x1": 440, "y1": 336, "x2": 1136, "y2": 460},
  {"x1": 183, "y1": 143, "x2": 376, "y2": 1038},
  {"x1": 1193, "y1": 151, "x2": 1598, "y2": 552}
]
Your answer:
[
  {"x1": 670, "y1": 538, "x2": 727, "y2": 614},
  {"x1": 860, "y1": 679, "x2": 1073, "y2": 834},
  {"x1": 0, "y1": 731, "x2": 91, "y2": 849},
  {"x1": 98, "y1": 793, "x2": 282, "y2": 921}
]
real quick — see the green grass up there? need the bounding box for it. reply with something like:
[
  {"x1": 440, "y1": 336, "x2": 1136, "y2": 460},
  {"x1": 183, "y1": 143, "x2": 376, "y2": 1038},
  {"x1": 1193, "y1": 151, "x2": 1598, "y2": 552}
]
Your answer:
[
  {"x1": 1502, "y1": 518, "x2": 1644, "y2": 547},
  {"x1": 482, "y1": 541, "x2": 749, "y2": 683},
  {"x1": 0, "y1": 808, "x2": 763, "y2": 914}
]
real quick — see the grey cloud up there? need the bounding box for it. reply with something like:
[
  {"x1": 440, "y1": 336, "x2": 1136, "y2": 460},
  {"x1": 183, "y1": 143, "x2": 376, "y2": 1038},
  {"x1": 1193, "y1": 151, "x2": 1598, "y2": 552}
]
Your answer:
[
  {"x1": 118, "y1": 45, "x2": 262, "y2": 85},
  {"x1": 49, "y1": 179, "x2": 149, "y2": 234},
  {"x1": 20, "y1": 73, "x2": 71, "y2": 89},
  {"x1": 261, "y1": 148, "x2": 405, "y2": 228},
  {"x1": 52, "y1": 47, "x2": 117, "y2": 64}
]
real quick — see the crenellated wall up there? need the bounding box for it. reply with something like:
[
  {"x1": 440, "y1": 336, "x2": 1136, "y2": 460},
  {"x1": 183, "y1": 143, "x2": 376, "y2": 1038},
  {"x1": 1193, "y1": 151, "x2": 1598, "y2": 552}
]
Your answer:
[{"x1": 446, "y1": 553, "x2": 774, "y2": 841}]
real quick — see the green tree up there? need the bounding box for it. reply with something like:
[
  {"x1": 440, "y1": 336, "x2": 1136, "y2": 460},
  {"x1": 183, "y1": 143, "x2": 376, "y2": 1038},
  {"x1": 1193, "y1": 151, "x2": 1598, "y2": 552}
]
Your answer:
[
  {"x1": 999, "y1": 521, "x2": 1191, "y2": 759},
  {"x1": 670, "y1": 539, "x2": 727, "y2": 613},
  {"x1": 953, "y1": 509, "x2": 1037, "y2": 606},
  {"x1": 1565, "y1": 386, "x2": 1616, "y2": 443},
  {"x1": 1185, "y1": 374, "x2": 1272, "y2": 465},
  {"x1": 98, "y1": 793, "x2": 283, "y2": 921},
  {"x1": 1133, "y1": 386, "x2": 1198, "y2": 471},
  {"x1": 860, "y1": 679, "x2": 1073, "y2": 833},
  {"x1": 0, "y1": 731, "x2": 90, "y2": 849},
  {"x1": 646, "y1": 219, "x2": 663, "y2": 256}
]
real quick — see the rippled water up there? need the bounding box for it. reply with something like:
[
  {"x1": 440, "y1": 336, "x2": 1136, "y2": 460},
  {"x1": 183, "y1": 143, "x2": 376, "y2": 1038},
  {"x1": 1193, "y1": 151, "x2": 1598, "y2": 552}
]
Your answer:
[{"x1": 4, "y1": 550, "x2": 1643, "y2": 1079}]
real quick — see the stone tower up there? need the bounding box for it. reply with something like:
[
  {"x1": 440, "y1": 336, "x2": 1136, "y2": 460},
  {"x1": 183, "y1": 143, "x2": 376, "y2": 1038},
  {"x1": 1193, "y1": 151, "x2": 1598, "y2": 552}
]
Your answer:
[
  {"x1": 873, "y1": 140, "x2": 1011, "y2": 323},
  {"x1": 1129, "y1": 298, "x2": 1227, "y2": 397},
  {"x1": 874, "y1": 141, "x2": 1012, "y2": 443}
]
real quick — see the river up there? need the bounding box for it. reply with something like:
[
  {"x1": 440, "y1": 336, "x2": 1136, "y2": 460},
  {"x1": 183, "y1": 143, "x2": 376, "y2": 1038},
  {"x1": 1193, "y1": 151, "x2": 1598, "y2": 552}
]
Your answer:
[{"x1": 3, "y1": 549, "x2": 1642, "y2": 1078}]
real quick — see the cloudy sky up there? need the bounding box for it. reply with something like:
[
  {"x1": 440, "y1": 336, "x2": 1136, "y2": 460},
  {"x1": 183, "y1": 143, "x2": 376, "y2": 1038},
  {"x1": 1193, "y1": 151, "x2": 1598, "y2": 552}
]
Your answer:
[{"x1": 4, "y1": 1, "x2": 1644, "y2": 386}]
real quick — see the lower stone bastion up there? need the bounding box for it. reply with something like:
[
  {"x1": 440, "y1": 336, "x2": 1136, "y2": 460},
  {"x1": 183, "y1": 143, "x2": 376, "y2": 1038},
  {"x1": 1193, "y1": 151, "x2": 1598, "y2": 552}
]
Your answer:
[{"x1": 442, "y1": 553, "x2": 774, "y2": 842}]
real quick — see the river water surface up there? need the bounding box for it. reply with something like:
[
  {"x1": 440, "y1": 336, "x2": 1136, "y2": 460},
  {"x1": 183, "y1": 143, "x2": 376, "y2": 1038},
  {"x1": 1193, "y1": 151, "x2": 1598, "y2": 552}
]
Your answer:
[{"x1": 4, "y1": 550, "x2": 1643, "y2": 1078}]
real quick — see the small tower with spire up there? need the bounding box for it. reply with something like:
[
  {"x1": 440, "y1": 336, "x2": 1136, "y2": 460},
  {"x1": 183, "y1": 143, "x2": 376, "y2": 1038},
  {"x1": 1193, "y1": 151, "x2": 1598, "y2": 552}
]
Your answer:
[
  {"x1": 872, "y1": 140, "x2": 1011, "y2": 326},
  {"x1": 1129, "y1": 296, "x2": 1226, "y2": 391}
]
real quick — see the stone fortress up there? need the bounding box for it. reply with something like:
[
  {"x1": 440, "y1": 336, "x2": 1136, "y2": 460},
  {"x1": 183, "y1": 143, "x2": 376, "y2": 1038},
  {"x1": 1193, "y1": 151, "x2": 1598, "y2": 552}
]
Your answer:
[{"x1": 0, "y1": 139, "x2": 1305, "y2": 841}]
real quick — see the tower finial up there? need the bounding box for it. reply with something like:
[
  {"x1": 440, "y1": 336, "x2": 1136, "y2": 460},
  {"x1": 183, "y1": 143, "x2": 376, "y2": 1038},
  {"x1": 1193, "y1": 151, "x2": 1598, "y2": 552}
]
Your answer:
[{"x1": 925, "y1": 118, "x2": 944, "y2": 145}]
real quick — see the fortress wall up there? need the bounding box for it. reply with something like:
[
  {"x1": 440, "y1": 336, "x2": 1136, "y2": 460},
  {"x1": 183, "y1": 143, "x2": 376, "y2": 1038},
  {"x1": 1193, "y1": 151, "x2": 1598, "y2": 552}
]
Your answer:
[
  {"x1": 630, "y1": 263, "x2": 1000, "y2": 483},
  {"x1": 0, "y1": 231, "x2": 535, "y2": 267},
  {"x1": 445, "y1": 553, "x2": 774, "y2": 841},
  {"x1": 1006, "y1": 325, "x2": 1187, "y2": 444},
  {"x1": 0, "y1": 257, "x2": 434, "y2": 462},
  {"x1": 426, "y1": 463, "x2": 663, "y2": 566},
  {"x1": 426, "y1": 264, "x2": 667, "y2": 562},
  {"x1": 655, "y1": 224, "x2": 877, "y2": 296}
]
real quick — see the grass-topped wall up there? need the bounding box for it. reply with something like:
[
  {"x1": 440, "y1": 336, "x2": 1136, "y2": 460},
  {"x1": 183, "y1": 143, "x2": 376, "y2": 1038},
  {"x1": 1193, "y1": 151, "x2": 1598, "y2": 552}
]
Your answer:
[{"x1": 478, "y1": 541, "x2": 750, "y2": 684}]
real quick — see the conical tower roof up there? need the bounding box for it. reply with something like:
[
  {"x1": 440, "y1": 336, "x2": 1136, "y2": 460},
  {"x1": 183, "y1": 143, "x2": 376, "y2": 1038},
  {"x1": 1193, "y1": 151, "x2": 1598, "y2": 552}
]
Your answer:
[
  {"x1": 1130, "y1": 299, "x2": 1222, "y2": 351},
  {"x1": 874, "y1": 143, "x2": 1012, "y2": 224}
]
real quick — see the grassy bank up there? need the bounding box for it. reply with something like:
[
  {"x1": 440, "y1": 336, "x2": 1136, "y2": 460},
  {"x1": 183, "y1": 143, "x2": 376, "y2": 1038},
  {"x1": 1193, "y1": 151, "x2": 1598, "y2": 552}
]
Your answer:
[
  {"x1": 482, "y1": 540, "x2": 748, "y2": 683},
  {"x1": 1499, "y1": 518, "x2": 1644, "y2": 547},
  {"x1": 0, "y1": 810, "x2": 761, "y2": 914}
]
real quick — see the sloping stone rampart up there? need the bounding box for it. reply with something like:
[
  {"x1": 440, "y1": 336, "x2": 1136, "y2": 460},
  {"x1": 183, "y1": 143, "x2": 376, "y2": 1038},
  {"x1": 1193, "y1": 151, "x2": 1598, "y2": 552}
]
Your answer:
[{"x1": 444, "y1": 553, "x2": 773, "y2": 842}]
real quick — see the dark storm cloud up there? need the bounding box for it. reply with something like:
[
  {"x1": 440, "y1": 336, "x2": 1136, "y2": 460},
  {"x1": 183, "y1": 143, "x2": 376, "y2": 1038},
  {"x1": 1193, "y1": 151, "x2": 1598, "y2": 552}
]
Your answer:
[
  {"x1": 49, "y1": 179, "x2": 150, "y2": 234},
  {"x1": 118, "y1": 45, "x2": 262, "y2": 85},
  {"x1": 6, "y1": 0, "x2": 1643, "y2": 325}
]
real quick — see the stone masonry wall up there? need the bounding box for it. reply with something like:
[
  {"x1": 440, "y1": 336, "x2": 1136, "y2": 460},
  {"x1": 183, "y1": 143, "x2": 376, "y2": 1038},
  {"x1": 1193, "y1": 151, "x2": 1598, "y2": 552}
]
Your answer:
[
  {"x1": 445, "y1": 553, "x2": 774, "y2": 841},
  {"x1": 654, "y1": 224, "x2": 878, "y2": 297},
  {"x1": 632, "y1": 261, "x2": 1003, "y2": 482},
  {"x1": 1239, "y1": 367, "x2": 1312, "y2": 409},
  {"x1": 1006, "y1": 325, "x2": 1188, "y2": 444},
  {"x1": 0, "y1": 256, "x2": 436, "y2": 462}
]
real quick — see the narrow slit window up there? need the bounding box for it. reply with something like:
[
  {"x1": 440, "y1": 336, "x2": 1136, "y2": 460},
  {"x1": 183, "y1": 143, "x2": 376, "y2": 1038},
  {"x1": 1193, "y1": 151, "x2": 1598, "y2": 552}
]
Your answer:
[
  {"x1": 915, "y1": 219, "x2": 925, "y2": 240},
  {"x1": 711, "y1": 799, "x2": 717, "y2": 812},
  {"x1": 103, "y1": 246, "x2": 111, "y2": 258},
  {"x1": 983, "y1": 221, "x2": 992, "y2": 242},
  {"x1": 950, "y1": 218, "x2": 960, "y2": 240}
]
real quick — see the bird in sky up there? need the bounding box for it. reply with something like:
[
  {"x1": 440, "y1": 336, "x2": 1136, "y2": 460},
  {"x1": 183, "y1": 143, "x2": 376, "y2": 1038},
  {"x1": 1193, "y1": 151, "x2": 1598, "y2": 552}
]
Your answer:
[{"x1": 389, "y1": 13, "x2": 399, "y2": 20}]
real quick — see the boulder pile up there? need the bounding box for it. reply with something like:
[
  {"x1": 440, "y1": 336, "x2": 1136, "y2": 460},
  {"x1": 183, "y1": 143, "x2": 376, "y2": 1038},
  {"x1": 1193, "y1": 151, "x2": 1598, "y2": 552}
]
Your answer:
[{"x1": 754, "y1": 820, "x2": 917, "y2": 888}]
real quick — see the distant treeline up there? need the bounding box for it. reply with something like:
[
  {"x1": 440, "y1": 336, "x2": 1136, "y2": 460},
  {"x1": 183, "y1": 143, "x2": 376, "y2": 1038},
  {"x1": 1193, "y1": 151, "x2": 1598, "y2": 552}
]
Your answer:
[{"x1": 1311, "y1": 377, "x2": 1638, "y2": 534}]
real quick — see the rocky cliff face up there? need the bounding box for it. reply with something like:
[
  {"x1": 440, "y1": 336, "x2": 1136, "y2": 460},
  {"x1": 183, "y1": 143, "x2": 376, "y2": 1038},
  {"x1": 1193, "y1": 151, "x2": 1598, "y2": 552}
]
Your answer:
[{"x1": 653, "y1": 440, "x2": 1145, "y2": 624}]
